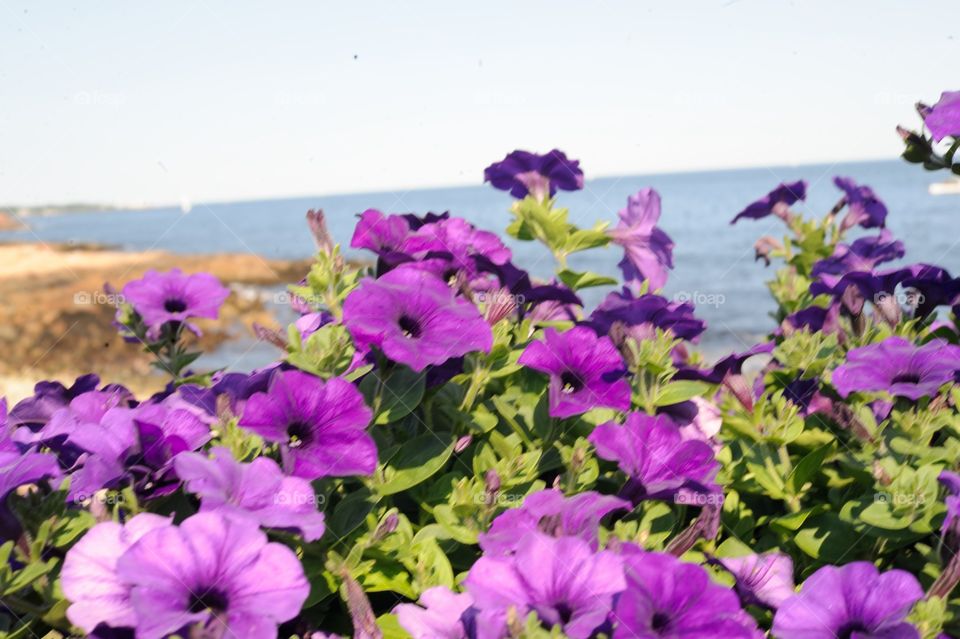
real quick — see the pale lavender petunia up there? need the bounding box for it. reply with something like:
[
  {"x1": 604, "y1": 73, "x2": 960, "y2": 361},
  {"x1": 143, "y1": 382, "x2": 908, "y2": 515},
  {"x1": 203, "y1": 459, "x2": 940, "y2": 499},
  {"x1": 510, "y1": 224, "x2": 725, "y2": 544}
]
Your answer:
[
  {"x1": 116, "y1": 512, "x2": 309, "y2": 639},
  {"x1": 518, "y1": 326, "x2": 631, "y2": 418},
  {"x1": 608, "y1": 189, "x2": 675, "y2": 290},
  {"x1": 924, "y1": 90, "x2": 960, "y2": 142},
  {"x1": 121, "y1": 269, "x2": 230, "y2": 339},
  {"x1": 174, "y1": 447, "x2": 326, "y2": 541},
  {"x1": 730, "y1": 180, "x2": 807, "y2": 224},
  {"x1": 772, "y1": 562, "x2": 922, "y2": 639},
  {"x1": 831, "y1": 336, "x2": 960, "y2": 401},
  {"x1": 61, "y1": 513, "x2": 172, "y2": 636},
  {"x1": 589, "y1": 413, "x2": 719, "y2": 505},
  {"x1": 239, "y1": 370, "x2": 376, "y2": 480},
  {"x1": 484, "y1": 149, "x2": 584, "y2": 200},
  {"x1": 464, "y1": 533, "x2": 626, "y2": 639},
  {"x1": 342, "y1": 266, "x2": 493, "y2": 372},
  {"x1": 478, "y1": 489, "x2": 629, "y2": 555},
  {"x1": 613, "y1": 551, "x2": 761, "y2": 638},
  {"x1": 395, "y1": 586, "x2": 475, "y2": 639},
  {"x1": 712, "y1": 552, "x2": 796, "y2": 610}
]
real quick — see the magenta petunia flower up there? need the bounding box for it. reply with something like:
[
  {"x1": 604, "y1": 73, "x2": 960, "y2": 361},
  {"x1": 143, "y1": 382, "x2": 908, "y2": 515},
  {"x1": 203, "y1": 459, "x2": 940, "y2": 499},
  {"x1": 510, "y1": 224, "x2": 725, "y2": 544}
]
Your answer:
[
  {"x1": 395, "y1": 586, "x2": 475, "y2": 639},
  {"x1": 589, "y1": 413, "x2": 719, "y2": 505},
  {"x1": 613, "y1": 551, "x2": 760, "y2": 638},
  {"x1": 519, "y1": 326, "x2": 631, "y2": 418},
  {"x1": 403, "y1": 216, "x2": 512, "y2": 281},
  {"x1": 174, "y1": 446, "x2": 326, "y2": 541},
  {"x1": 712, "y1": 552, "x2": 796, "y2": 610},
  {"x1": 342, "y1": 266, "x2": 493, "y2": 372},
  {"x1": 464, "y1": 533, "x2": 626, "y2": 639},
  {"x1": 938, "y1": 471, "x2": 960, "y2": 555},
  {"x1": 730, "y1": 180, "x2": 807, "y2": 224},
  {"x1": 834, "y1": 176, "x2": 888, "y2": 230},
  {"x1": 811, "y1": 229, "x2": 905, "y2": 278},
  {"x1": 61, "y1": 513, "x2": 172, "y2": 635},
  {"x1": 831, "y1": 336, "x2": 960, "y2": 401},
  {"x1": 484, "y1": 149, "x2": 584, "y2": 200},
  {"x1": 478, "y1": 489, "x2": 629, "y2": 556},
  {"x1": 238, "y1": 370, "x2": 376, "y2": 480},
  {"x1": 116, "y1": 512, "x2": 309, "y2": 639},
  {"x1": 608, "y1": 188, "x2": 675, "y2": 291},
  {"x1": 350, "y1": 208, "x2": 414, "y2": 265},
  {"x1": 924, "y1": 90, "x2": 960, "y2": 141},
  {"x1": 772, "y1": 562, "x2": 922, "y2": 639},
  {"x1": 121, "y1": 269, "x2": 230, "y2": 339}
]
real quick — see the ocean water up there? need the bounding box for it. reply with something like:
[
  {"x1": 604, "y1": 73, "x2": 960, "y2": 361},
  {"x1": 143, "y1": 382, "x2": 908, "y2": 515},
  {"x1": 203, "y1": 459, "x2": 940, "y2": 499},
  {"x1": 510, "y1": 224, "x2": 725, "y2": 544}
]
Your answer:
[{"x1": 4, "y1": 159, "x2": 959, "y2": 363}]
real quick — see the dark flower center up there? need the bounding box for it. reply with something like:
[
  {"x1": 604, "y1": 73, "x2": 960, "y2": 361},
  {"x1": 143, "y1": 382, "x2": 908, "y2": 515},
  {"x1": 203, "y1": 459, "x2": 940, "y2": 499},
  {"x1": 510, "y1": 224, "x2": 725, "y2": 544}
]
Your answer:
[
  {"x1": 891, "y1": 372, "x2": 921, "y2": 385},
  {"x1": 559, "y1": 371, "x2": 583, "y2": 394},
  {"x1": 836, "y1": 621, "x2": 869, "y2": 639},
  {"x1": 188, "y1": 588, "x2": 229, "y2": 614},
  {"x1": 554, "y1": 602, "x2": 574, "y2": 625},
  {"x1": 287, "y1": 421, "x2": 313, "y2": 449},
  {"x1": 164, "y1": 298, "x2": 187, "y2": 313},
  {"x1": 398, "y1": 315, "x2": 422, "y2": 338},
  {"x1": 650, "y1": 611, "x2": 671, "y2": 632}
]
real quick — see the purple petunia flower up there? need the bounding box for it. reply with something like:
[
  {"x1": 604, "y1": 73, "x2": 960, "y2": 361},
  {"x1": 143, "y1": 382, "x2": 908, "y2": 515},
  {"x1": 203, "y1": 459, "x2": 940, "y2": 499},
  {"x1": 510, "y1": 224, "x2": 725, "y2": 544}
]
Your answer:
[
  {"x1": 608, "y1": 188, "x2": 675, "y2": 291},
  {"x1": 61, "y1": 513, "x2": 172, "y2": 635},
  {"x1": 464, "y1": 533, "x2": 625, "y2": 639},
  {"x1": 613, "y1": 551, "x2": 761, "y2": 638},
  {"x1": 589, "y1": 413, "x2": 719, "y2": 505},
  {"x1": 924, "y1": 90, "x2": 960, "y2": 142},
  {"x1": 900, "y1": 265, "x2": 960, "y2": 319},
  {"x1": 342, "y1": 266, "x2": 493, "y2": 372},
  {"x1": 673, "y1": 342, "x2": 774, "y2": 385},
  {"x1": 115, "y1": 512, "x2": 309, "y2": 639},
  {"x1": 350, "y1": 208, "x2": 413, "y2": 262},
  {"x1": 810, "y1": 266, "x2": 915, "y2": 318},
  {"x1": 712, "y1": 552, "x2": 796, "y2": 610},
  {"x1": 781, "y1": 304, "x2": 841, "y2": 336},
  {"x1": 730, "y1": 180, "x2": 807, "y2": 224},
  {"x1": 395, "y1": 587, "x2": 475, "y2": 639},
  {"x1": 174, "y1": 446, "x2": 326, "y2": 541},
  {"x1": 478, "y1": 489, "x2": 629, "y2": 556},
  {"x1": 834, "y1": 177, "x2": 888, "y2": 230},
  {"x1": 7, "y1": 373, "x2": 101, "y2": 429},
  {"x1": 239, "y1": 370, "x2": 376, "y2": 480},
  {"x1": 772, "y1": 562, "x2": 922, "y2": 639},
  {"x1": 121, "y1": 269, "x2": 230, "y2": 339},
  {"x1": 938, "y1": 471, "x2": 960, "y2": 556},
  {"x1": 811, "y1": 230, "x2": 905, "y2": 278},
  {"x1": 0, "y1": 450, "x2": 61, "y2": 540},
  {"x1": 518, "y1": 326, "x2": 631, "y2": 418},
  {"x1": 403, "y1": 216, "x2": 512, "y2": 281},
  {"x1": 831, "y1": 336, "x2": 960, "y2": 401},
  {"x1": 587, "y1": 289, "x2": 705, "y2": 342},
  {"x1": 484, "y1": 149, "x2": 584, "y2": 200}
]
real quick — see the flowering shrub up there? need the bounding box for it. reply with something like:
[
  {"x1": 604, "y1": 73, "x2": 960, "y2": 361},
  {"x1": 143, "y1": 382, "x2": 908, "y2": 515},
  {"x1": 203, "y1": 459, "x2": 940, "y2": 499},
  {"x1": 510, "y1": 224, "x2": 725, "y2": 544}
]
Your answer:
[{"x1": 3, "y1": 95, "x2": 960, "y2": 638}]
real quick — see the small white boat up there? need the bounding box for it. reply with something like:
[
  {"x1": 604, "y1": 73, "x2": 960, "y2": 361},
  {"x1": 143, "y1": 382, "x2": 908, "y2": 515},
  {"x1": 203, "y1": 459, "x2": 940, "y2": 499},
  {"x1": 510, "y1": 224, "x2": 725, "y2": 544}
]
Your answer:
[{"x1": 929, "y1": 177, "x2": 960, "y2": 195}]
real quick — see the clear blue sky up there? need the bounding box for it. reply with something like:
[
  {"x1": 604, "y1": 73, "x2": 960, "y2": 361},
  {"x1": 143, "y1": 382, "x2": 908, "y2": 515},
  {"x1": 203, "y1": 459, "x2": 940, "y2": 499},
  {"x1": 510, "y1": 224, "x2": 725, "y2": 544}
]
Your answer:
[{"x1": 1, "y1": 1, "x2": 956, "y2": 206}]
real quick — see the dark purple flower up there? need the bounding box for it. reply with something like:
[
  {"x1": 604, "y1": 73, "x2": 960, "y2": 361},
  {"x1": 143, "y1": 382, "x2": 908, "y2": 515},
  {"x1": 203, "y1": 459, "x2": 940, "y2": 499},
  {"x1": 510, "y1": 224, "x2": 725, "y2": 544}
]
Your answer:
[
  {"x1": 673, "y1": 342, "x2": 774, "y2": 384},
  {"x1": 464, "y1": 533, "x2": 625, "y2": 639},
  {"x1": 395, "y1": 587, "x2": 475, "y2": 639},
  {"x1": 730, "y1": 180, "x2": 807, "y2": 224},
  {"x1": 239, "y1": 370, "x2": 376, "y2": 480},
  {"x1": 342, "y1": 266, "x2": 493, "y2": 372},
  {"x1": 834, "y1": 177, "x2": 888, "y2": 230},
  {"x1": 938, "y1": 471, "x2": 960, "y2": 556},
  {"x1": 484, "y1": 149, "x2": 584, "y2": 200},
  {"x1": 121, "y1": 269, "x2": 230, "y2": 339},
  {"x1": 589, "y1": 413, "x2": 719, "y2": 505},
  {"x1": 174, "y1": 447, "x2": 326, "y2": 541},
  {"x1": 781, "y1": 304, "x2": 841, "y2": 335},
  {"x1": 772, "y1": 562, "x2": 922, "y2": 639},
  {"x1": 518, "y1": 326, "x2": 631, "y2": 418},
  {"x1": 61, "y1": 514, "x2": 172, "y2": 635},
  {"x1": 8, "y1": 373, "x2": 101, "y2": 429},
  {"x1": 478, "y1": 489, "x2": 629, "y2": 556},
  {"x1": 810, "y1": 267, "x2": 914, "y2": 318},
  {"x1": 658, "y1": 396, "x2": 723, "y2": 444},
  {"x1": 588, "y1": 289, "x2": 705, "y2": 342},
  {"x1": 0, "y1": 450, "x2": 61, "y2": 540},
  {"x1": 900, "y1": 264, "x2": 960, "y2": 319},
  {"x1": 712, "y1": 552, "x2": 796, "y2": 610},
  {"x1": 924, "y1": 90, "x2": 960, "y2": 141},
  {"x1": 832, "y1": 336, "x2": 960, "y2": 400},
  {"x1": 608, "y1": 188, "x2": 675, "y2": 290},
  {"x1": 116, "y1": 512, "x2": 309, "y2": 639},
  {"x1": 811, "y1": 230, "x2": 905, "y2": 278},
  {"x1": 613, "y1": 551, "x2": 760, "y2": 638}
]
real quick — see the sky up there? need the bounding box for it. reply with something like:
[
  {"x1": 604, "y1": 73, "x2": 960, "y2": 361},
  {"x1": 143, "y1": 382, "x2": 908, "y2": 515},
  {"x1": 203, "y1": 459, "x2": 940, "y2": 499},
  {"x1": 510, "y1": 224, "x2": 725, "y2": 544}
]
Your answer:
[{"x1": 0, "y1": 1, "x2": 956, "y2": 207}]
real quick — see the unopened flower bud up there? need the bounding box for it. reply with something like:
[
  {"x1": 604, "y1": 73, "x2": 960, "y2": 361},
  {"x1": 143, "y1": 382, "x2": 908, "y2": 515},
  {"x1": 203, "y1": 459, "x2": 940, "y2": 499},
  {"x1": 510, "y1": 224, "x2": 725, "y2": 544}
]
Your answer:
[{"x1": 306, "y1": 209, "x2": 334, "y2": 254}]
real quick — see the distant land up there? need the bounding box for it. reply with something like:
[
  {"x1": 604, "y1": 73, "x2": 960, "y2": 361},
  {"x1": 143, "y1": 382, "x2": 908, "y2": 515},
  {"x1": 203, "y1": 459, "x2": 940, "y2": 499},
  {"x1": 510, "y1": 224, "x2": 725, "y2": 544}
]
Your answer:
[{"x1": 1, "y1": 202, "x2": 123, "y2": 217}]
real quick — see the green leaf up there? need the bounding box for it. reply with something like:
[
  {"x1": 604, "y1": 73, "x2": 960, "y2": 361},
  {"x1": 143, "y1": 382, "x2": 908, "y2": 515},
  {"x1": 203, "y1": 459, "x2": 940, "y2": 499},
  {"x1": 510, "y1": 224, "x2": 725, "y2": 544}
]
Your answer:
[
  {"x1": 654, "y1": 381, "x2": 710, "y2": 407},
  {"x1": 786, "y1": 443, "x2": 834, "y2": 495},
  {"x1": 360, "y1": 366, "x2": 426, "y2": 425},
  {"x1": 328, "y1": 488, "x2": 377, "y2": 539},
  {"x1": 377, "y1": 613, "x2": 412, "y2": 639},
  {"x1": 376, "y1": 434, "x2": 455, "y2": 496},
  {"x1": 794, "y1": 513, "x2": 861, "y2": 562},
  {"x1": 556, "y1": 269, "x2": 618, "y2": 290}
]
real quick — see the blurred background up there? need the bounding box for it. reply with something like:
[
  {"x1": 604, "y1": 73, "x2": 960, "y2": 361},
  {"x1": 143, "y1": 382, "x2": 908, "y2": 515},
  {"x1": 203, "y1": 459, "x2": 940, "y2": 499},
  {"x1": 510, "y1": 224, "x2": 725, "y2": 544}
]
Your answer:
[{"x1": 1, "y1": 1, "x2": 957, "y2": 398}]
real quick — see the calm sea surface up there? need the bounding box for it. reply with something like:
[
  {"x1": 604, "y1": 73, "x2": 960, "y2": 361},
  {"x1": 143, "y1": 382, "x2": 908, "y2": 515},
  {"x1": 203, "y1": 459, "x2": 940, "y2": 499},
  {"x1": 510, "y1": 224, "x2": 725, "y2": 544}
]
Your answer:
[{"x1": 5, "y1": 159, "x2": 959, "y2": 367}]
